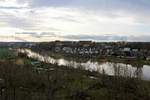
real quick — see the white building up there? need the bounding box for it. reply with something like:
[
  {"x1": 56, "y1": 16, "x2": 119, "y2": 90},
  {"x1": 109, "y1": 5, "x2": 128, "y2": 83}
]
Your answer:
[{"x1": 123, "y1": 48, "x2": 131, "y2": 52}]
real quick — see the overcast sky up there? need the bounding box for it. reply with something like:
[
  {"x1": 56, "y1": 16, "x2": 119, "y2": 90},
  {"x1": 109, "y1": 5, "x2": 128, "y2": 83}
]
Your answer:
[{"x1": 0, "y1": 0, "x2": 150, "y2": 42}]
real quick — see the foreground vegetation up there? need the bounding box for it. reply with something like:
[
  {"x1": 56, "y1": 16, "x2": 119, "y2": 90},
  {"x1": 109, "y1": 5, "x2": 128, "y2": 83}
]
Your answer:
[{"x1": 0, "y1": 58, "x2": 150, "y2": 100}]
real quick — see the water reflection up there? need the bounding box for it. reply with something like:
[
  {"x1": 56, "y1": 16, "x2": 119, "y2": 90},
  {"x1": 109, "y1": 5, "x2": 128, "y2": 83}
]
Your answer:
[{"x1": 17, "y1": 49, "x2": 150, "y2": 80}]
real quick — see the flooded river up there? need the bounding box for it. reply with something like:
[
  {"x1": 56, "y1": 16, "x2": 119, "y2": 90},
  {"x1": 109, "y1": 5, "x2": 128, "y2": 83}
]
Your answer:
[{"x1": 18, "y1": 49, "x2": 150, "y2": 80}]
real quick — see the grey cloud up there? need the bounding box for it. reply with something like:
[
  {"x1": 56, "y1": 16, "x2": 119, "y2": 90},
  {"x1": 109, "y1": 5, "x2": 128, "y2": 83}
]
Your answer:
[
  {"x1": 15, "y1": 36, "x2": 28, "y2": 42},
  {"x1": 29, "y1": 0, "x2": 150, "y2": 12},
  {"x1": 61, "y1": 34, "x2": 150, "y2": 42},
  {"x1": 0, "y1": 0, "x2": 150, "y2": 41},
  {"x1": 40, "y1": 32, "x2": 58, "y2": 37},
  {"x1": 25, "y1": 0, "x2": 150, "y2": 23},
  {"x1": 15, "y1": 32, "x2": 59, "y2": 38},
  {"x1": 62, "y1": 34, "x2": 128, "y2": 41},
  {"x1": 2, "y1": 0, "x2": 150, "y2": 20},
  {"x1": 16, "y1": 32, "x2": 38, "y2": 35},
  {"x1": 0, "y1": 6, "x2": 27, "y2": 9},
  {"x1": 14, "y1": 32, "x2": 150, "y2": 42},
  {"x1": 127, "y1": 35, "x2": 150, "y2": 42},
  {"x1": 0, "y1": 9, "x2": 61, "y2": 31},
  {"x1": 51, "y1": 16, "x2": 81, "y2": 23},
  {"x1": 15, "y1": 32, "x2": 128, "y2": 41},
  {"x1": 1, "y1": 0, "x2": 150, "y2": 24}
]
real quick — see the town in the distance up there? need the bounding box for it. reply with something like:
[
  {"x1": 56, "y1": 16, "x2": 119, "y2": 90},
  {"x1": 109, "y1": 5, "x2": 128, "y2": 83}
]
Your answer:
[{"x1": 2, "y1": 41, "x2": 150, "y2": 61}]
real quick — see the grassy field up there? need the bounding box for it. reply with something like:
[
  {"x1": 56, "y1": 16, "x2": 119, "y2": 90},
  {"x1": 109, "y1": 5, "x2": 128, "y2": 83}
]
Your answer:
[{"x1": 0, "y1": 48, "x2": 16, "y2": 59}]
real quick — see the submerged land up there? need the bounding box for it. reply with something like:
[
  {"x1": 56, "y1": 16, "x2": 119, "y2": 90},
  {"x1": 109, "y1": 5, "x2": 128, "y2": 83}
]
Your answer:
[{"x1": 0, "y1": 42, "x2": 150, "y2": 100}]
